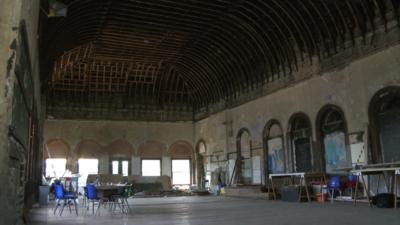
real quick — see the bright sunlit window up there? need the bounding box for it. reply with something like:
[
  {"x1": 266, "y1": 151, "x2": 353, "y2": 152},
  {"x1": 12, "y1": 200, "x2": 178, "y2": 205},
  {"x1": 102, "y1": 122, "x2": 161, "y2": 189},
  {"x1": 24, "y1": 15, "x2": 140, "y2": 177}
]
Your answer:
[
  {"x1": 112, "y1": 161, "x2": 119, "y2": 175},
  {"x1": 122, "y1": 161, "x2": 129, "y2": 176},
  {"x1": 111, "y1": 159, "x2": 130, "y2": 176},
  {"x1": 78, "y1": 158, "x2": 99, "y2": 186},
  {"x1": 172, "y1": 160, "x2": 190, "y2": 185},
  {"x1": 45, "y1": 158, "x2": 66, "y2": 178},
  {"x1": 142, "y1": 160, "x2": 161, "y2": 176}
]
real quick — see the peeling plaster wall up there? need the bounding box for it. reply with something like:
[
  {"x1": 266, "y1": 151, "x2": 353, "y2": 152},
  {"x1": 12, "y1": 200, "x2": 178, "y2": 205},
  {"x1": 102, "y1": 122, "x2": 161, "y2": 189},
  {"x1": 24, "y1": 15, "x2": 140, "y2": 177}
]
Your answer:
[
  {"x1": 0, "y1": 0, "x2": 41, "y2": 224},
  {"x1": 195, "y1": 43, "x2": 400, "y2": 183}
]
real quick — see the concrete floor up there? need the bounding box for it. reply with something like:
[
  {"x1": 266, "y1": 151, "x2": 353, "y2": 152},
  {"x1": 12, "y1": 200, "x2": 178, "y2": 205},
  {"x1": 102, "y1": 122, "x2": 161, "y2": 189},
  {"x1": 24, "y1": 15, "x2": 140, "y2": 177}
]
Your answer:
[{"x1": 29, "y1": 196, "x2": 400, "y2": 225}]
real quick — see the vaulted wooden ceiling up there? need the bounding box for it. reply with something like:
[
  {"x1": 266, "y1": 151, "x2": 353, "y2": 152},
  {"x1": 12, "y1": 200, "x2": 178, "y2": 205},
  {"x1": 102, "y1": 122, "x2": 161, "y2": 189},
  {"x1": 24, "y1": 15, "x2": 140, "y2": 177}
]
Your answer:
[{"x1": 40, "y1": 0, "x2": 399, "y2": 119}]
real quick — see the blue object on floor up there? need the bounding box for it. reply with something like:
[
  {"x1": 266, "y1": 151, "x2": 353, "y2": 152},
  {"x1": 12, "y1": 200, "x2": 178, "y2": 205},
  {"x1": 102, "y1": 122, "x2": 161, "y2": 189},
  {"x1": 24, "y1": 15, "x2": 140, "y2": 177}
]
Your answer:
[
  {"x1": 53, "y1": 184, "x2": 78, "y2": 216},
  {"x1": 327, "y1": 176, "x2": 341, "y2": 203}
]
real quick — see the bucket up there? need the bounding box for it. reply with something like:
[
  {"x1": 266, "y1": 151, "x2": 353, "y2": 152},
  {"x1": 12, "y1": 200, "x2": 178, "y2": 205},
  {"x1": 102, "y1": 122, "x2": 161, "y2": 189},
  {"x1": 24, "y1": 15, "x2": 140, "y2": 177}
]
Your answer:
[{"x1": 316, "y1": 193, "x2": 326, "y2": 203}]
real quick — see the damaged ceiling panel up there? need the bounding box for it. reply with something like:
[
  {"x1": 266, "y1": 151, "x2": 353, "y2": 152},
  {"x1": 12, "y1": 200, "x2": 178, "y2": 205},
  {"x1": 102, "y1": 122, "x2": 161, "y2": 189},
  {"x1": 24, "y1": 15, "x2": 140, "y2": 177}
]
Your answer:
[{"x1": 40, "y1": 0, "x2": 400, "y2": 120}]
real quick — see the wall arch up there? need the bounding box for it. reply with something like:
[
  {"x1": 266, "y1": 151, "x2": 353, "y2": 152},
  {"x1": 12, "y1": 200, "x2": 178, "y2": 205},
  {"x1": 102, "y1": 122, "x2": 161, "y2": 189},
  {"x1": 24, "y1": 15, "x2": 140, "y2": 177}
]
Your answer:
[
  {"x1": 168, "y1": 140, "x2": 193, "y2": 159},
  {"x1": 75, "y1": 139, "x2": 103, "y2": 158},
  {"x1": 369, "y1": 86, "x2": 400, "y2": 163},
  {"x1": 106, "y1": 139, "x2": 135, "y2": 157},
  {"x1": 316, "y1": 104, "x2": 350, "y2": 173},
  {"x1": 288, "y1": 112, "x2": 313, "y2": 172},
  {"x1": 263, "y1": 119, "x2": 285, "y2": 180},
  {"x1": 137, "y1": 140, "x2": 166, "y2": 158},
  {"x1": 236, "y1": 128, "x2": 252, "y2": 184},
  {"x1": 45, "y1": 139, "x2": 70, "y2": 159}
]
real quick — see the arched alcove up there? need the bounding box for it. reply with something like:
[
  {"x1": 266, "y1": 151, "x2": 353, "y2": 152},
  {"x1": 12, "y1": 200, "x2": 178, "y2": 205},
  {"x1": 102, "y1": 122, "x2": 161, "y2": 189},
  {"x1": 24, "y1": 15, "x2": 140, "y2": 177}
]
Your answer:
[
  {"x1": 137, "y1": 140, "x2": 166, "y2": 158},
  {"x1": 44, "y1": 139, "x2": 70, "y2": 178},
  {"x1": 45, "y1": 139, "x2": 70, "y2": 159},
  {"x1": 369, "y1": 86, "x2": 400, "y2": 163},
  {"x1": 168, "y1": 141, "x2": 193, "y2": 185},
  {"x1": 106, "y1": 139, "x2": 135, "y2": 157},
  {"x1": 263, "y1": 120, "x2": 285, "y2": 180},
  {"x1": 288, "y1": 113, "x2": 313, "y2": 172},
  {"x1": 106, "y1": 139, "x2": 135, "y2": 176},
  {"x1": 75, "y1": 139, "x2": 103, "y2": 158},
  {"x1": 236, "y1": 128, "x2": 252, "y2": 184},
  {"x1": 168, "y1": 141, "x2": 193, "y2": 159},
  {"x1": 316, "y1": 105, "x2": 350, "y2": 173}
]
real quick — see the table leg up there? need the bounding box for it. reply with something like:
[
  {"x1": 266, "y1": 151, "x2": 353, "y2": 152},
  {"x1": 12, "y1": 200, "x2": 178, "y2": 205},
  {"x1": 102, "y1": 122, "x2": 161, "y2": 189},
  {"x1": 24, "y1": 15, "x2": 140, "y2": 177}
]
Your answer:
[
  {"x1": 73, "y1": 199, "x2": 78, "y2": 216},
  {"x1": 394, "y1": 174, "x2": 398, "y2": 209},
  {"x1": 304, "y1": 178, "x2": 311, "y2": 203},
  {"x1": 361, "y1": 174, "x2": 372, "y2": 207},
  {"x1": 270, "y1": 178, "x2": 277, "y2": 200},
  {"x1": 298, "y1": 177, "x2": 302, "y2": 202},
  {"x1": 354, "y1": 175, "x2": 359, "y2": 206},
  {"x1": 382, "y1": 172, "x2": 390, "y2": 193}
]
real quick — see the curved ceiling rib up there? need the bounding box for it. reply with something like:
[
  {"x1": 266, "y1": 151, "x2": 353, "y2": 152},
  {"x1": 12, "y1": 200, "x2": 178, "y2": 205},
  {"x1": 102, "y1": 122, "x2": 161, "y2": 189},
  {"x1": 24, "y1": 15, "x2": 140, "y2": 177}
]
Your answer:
[{"x1": 40, "y1": 0, "x2": 399, "y2": 117}]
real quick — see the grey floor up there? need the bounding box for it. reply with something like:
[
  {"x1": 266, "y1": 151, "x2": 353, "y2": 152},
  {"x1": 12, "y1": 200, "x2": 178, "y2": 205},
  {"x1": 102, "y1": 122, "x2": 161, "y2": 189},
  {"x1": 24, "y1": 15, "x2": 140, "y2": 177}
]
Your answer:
[{"x1": 29, "y1": 196, "x2": 400, "y2": 225}]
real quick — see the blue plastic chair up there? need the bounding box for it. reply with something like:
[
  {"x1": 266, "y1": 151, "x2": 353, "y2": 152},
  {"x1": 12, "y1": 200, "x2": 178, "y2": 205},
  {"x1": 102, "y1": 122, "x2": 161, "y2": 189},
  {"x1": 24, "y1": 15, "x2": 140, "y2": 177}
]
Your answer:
[
  {"x1": 327, "y1": 176, "x2": 341, "y2": 204},
  {"x1": 86, "y1": 184, "x2": 102, "y2": 215},
  {"x1": 53, "y1": 184, "x2": 78, "y2": 216}
]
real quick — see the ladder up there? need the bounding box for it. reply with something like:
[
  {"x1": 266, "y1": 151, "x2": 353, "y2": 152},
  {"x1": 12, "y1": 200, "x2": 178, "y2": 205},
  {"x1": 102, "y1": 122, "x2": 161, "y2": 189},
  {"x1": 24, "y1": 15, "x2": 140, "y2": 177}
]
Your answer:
[{"x1": 229, "y1": 157, "x2": 243, "y2": 186}]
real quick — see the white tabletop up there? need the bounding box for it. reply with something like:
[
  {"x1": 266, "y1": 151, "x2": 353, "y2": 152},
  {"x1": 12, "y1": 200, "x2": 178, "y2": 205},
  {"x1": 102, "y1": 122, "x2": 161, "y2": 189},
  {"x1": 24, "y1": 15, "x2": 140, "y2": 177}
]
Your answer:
[
  {"x1": 350, "y1": 167, "x2": 400, "y2": 175},
  {"x1": 269, "y1": 172, "x2": 305, "y2": 179}
]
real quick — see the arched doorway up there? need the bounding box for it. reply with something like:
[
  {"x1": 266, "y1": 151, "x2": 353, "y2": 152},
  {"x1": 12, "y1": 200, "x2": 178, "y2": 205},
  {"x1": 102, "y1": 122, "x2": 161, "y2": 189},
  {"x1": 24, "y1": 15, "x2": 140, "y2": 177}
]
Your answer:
[
  {"x1": 369, "y1": 86, "x2": 400, "y2": 163},
  {"x1": 237, "y1": 128, "x2": 252, "y2": 184},
  {"x1": 288, "y1": 113, "x2": 313, "y2": 172},
  {"x1": 316, "y1": 105, "x2": 350, "y2": 173},
  {"x1": 263, "y1": 120, "x2": 285, "y2": 182},
  {"x1": 195, "y1": 140, "x2": 206, "y2": 188}
]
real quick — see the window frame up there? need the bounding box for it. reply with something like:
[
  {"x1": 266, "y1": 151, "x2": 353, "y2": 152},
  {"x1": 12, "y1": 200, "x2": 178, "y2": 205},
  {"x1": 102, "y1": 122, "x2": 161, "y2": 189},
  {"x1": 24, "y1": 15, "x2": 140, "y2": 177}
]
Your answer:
[{"x1": 109, "y1": 157, "x2": 131, "y2": 176}]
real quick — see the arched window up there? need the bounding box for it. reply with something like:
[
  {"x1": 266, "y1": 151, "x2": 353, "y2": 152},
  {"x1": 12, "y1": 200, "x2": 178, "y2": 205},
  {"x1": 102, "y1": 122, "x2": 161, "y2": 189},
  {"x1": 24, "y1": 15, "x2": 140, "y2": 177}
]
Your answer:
[
  {"x1": 369, "y1": 86, "x2": 400, "y2": 163},
  {"x1": 237, "y1": 128, "x2": 252, "y2": 184},
  {"x1": 317, "y1": 105, "x2": 349, "y2": 173},
  {"x1": 107, "y1": 139, "x2": 134, "y2": 176},
  {"x1": 44, "y1": 139, "x2": 70, "y2": 178},
  {"x1": 138, "y1": 140, "x2": 165, "y2": 176},
  {"x1": 289, "y1": 113, "x2": 313, "y2": 172},
  {"x1": 263, "y1": 120, "x2": 285, "y2": 178},
  {"x1": 169, "y1": 141, "x2": 193, "y2": 186},
  {"x1": 76, "y1": 140, "x2": 101, "y2": 186}
]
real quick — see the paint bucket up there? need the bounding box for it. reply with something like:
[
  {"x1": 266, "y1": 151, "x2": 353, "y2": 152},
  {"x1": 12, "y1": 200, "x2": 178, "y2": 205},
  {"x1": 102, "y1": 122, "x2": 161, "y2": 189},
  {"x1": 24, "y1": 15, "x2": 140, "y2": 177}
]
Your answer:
[{"x1": 316, "y1": 193, "x2": 326, "y2": 203}]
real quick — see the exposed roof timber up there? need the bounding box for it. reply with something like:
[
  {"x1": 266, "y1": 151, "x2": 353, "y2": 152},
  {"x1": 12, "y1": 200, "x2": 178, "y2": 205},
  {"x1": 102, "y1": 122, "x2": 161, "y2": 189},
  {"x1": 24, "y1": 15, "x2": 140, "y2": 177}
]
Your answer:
[{"x1": 40, "y1": 0, "x2": 400, "y2": 116}]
